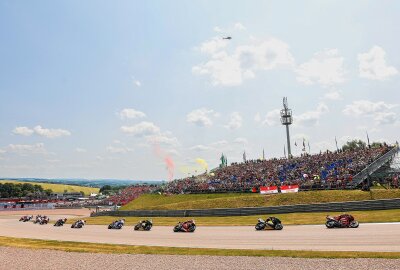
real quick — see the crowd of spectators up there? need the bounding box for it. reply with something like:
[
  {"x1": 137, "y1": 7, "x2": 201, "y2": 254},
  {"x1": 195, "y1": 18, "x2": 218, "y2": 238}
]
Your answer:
[
  {"x1": 105, "y1": 185, "x2": 152, "y2": 205},
  {"x1": 164, "y1": 144, "x2": 395, "y2": 194}
]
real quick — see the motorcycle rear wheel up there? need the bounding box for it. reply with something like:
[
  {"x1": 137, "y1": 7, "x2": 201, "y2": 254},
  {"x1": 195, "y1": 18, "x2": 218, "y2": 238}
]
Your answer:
[
  {"x1": 325, "y1": 221, "x2": 335, "y2": 228},
  {"x1": 255, "y1": 223, "x2": 265, "y2": 231}
]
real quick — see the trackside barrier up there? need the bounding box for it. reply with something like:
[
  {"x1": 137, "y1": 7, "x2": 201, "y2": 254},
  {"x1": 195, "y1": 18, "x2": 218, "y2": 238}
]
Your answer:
[{"x1": 91, "y1": 198, "x2": 400, "y2": 217}]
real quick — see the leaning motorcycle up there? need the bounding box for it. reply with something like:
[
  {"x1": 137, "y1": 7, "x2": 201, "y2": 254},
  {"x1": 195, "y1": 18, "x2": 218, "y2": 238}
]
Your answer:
[
  {"x1": 108, "y1": 221, "x2": 124, "y2": 229},
  {"x1": 325, "y1": 214, "x2": 359, "y2": 228},
  {"x1": 71, "y1": 220, "x2": 85, "y2": 229},
  {"x1": 134, "y1": 220, "x2": 153, "y2": 231},
  {"x1": 173, "y1": 220, "x2": 196, "y2": 232},
  {"x1": 255, "y1": 217, "x2": 283, "y2": 230}
]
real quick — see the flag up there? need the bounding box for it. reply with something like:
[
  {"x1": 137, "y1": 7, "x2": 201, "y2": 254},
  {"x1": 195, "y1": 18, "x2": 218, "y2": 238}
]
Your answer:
[
  {"x1": 294, "y1": 141, "x2": 297, "y2": 147},
  {"x1": 308, "y1": 141, "x2": 310, "y2": 153},
  {"x1": 302, "y1": 138, "x2": 306, "y2": 152},
  {"x1": 335, "y1": 136, "x2": 339, "y2": 151},
  {"x1": 262, "y1": 149, "x2": 265, "y2": 160},
  {"x1": 366, "y1": 131, "x2": 370, "y2": 147},
  {"x1": 284, "y1": 144, "x2": 286, "y2": 158},
  {"x1": 243, "y1": 151, "x2": 247, "y2": 162}
]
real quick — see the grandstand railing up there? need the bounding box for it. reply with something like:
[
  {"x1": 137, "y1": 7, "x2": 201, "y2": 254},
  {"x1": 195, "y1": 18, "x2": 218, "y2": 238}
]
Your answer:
[{"x1": 347, "y1": 146, "x2": 399, "y2": 189}]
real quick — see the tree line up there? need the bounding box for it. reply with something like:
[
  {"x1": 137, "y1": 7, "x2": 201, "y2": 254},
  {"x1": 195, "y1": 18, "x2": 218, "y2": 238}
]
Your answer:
[{"x1": 0, "y1": 183, "x2": 53, "y2": 198}]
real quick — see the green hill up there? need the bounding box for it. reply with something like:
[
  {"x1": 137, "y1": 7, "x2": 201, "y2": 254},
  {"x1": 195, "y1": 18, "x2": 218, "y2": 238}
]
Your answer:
[
  {"x1": 0, "y1": 180, "x2": 99, "y2": 196},
  {"x1": 121, "y1": 189, "x2": 400, "y2": 210}
]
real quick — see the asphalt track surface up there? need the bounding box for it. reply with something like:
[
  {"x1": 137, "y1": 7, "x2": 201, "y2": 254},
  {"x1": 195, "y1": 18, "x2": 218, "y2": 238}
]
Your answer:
[{"x1": 0, "y1": 217, "x2": 399, "y2": 252}]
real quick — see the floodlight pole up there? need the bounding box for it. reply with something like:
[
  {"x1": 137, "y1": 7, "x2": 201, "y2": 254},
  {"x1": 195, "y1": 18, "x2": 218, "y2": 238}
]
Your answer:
[{"x1": 281, "y1": 97, "x2": 293, "y2": 158}]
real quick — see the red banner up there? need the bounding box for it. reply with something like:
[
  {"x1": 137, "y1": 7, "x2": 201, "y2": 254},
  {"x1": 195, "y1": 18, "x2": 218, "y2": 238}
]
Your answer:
[
  {"x1": 280, "y1": 185, "x2": 299, "y2": 193},
  {"x1": 260, "y1": 186, "x2": 278, "y2": 194}
]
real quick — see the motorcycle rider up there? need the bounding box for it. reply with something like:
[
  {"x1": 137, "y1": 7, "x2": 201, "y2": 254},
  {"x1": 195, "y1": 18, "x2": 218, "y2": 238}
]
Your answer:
[{"x1": 266, "y1": 216, "x2": 280, "y2": 227}]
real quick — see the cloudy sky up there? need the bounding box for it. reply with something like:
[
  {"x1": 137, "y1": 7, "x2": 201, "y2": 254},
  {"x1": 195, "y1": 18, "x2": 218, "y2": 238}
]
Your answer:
[{"x1": 0, "y1": 0, "x2": 399, "y2": 180}]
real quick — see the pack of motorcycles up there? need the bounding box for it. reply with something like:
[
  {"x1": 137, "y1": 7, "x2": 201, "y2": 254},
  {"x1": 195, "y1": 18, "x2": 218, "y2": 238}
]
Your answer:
[{"x1": 18, "y1": 214, "x2": 360, "y2": 231}]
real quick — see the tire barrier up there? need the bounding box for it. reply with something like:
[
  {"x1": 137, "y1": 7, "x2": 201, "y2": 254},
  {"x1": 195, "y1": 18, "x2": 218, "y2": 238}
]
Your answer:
[{"x1": 92, "y1": 198, "x2": 400, "y2": 217}]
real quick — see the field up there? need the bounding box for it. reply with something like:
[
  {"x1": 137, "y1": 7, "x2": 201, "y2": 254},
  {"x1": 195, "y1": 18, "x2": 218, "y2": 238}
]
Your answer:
[
  {"x1": 0, "y1": 180, "x2": 99, "y2": 196},
  {"x1": 80, "y1": 209, "x2": 400, "y2": 226},
  {"x1": 121, "y1": 189, "x2": 400, "y2": 210}
]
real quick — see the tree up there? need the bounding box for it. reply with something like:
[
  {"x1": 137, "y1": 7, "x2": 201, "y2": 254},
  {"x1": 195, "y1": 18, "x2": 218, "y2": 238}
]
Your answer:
[{"x1": 342, "y1": 140, "x2": 366, "y2": 151}]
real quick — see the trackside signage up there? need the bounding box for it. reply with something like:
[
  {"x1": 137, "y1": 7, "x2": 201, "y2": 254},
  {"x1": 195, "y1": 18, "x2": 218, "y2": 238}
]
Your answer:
[
  {"x1": 260, "y1": 186, "x2": 278, "y2": 194},
  {"x1": 280, "y1": 185, "x2": 299, "y2": 193}
]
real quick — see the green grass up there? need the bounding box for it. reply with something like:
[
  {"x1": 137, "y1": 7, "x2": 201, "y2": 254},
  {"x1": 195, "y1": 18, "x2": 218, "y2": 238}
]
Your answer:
[
  {"x1": 0, "y1": 236, "x2": 398, "y2": 258},
  {"x1": 80, "y1": 209, "x2": 400, "y2": 226},
  {"x1": 121, "y1": 189, "x2": 400, "y2": 210},
  {"x1": 0, "y1": 180, "x2": 99, "y2": 196}
]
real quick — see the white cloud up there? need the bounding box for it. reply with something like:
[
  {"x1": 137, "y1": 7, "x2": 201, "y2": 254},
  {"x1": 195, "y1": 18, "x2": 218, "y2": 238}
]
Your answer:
[
  {"x1": 106, "y1": 145, "x2": 133, "y2": 154},
  {"x1": 213, "y1": 26, "x2": 222, "y2": 33},
  {"x1": 225, "y1": 112, "x2": 242, "y2": 130},
  {"x1": 343, "y1": 100, "x2": 398, "y2": 125},
  {"x1": 193, "y1": 37, "x2": 294, "y2": 86},
  {"x1": 261, "y1": 109, "x2": 281, "y2": 126},
  {"x1": 296, "y1": 49, "x2": 345, "y2": 86},
  {"x1": 146, "y1": 132, "x2": 180, "y2": 147},
  {"x1": 118, "y1": 108, "x2": 146, "y2": 120},
  {"x1": 33, "y1": 125, "x2": 71, "y2": 138},
  {"x1": 121, "y1": 121, "x2": 160, "y2": 136},
  {"x1": 189, "y1": 145, "x2": 212, "y2": 151},
  {"x1": 323, "y1": 90, "x2": 342, "y2": 100},
  {"x1": 12, "y1": 125, "x2": 71, "y2": 138},
  {"x1": 358, "y1": 46, "x2": 398, "y2": 80},
  {"x1": 7, "y1": 143, "x2": 47, "y2": 155},
  {"x1": 13, "y1": 126, "x2": 34, "y2": 136},
  {"x1": 134, "y1": 80, "x2": 142, "y2": 87},
  {"x1": 254, "y1": 113, "x2": 261, "y2": 123},
  {"x1": 233, "y1": 137, "x2": 248, "y2": 145},
  {"x1": 75, "y1": 148, "x2": 87, "y2": 153},
  {"x1": 186, "y1": 108, "x2": 216, "y2": 127},
  {"x1": 296, "y1": 103, "x2": 329, "y2": 127},
  {"x1": 234, "y1": 22, "x2": 246, "y2": 31}
]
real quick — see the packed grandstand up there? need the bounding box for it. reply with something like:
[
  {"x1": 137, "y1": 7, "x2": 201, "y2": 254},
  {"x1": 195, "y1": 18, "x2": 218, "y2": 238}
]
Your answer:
[{"x1": 164, "y1": 143, "x2": 398, "y2": 194}]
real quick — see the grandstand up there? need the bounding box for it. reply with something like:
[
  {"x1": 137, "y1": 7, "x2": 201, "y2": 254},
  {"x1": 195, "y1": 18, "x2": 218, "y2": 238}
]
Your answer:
[
  {"x1": 164, "y1": 143, "x2": 399, "y2": 194},
  {"x1": 105, "y1": 185, "x2": 152, "y2": 205}
]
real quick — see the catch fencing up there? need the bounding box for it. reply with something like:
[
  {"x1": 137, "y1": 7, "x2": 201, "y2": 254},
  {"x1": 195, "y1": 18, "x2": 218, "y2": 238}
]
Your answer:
[{"x1": 92, "y1": 198, "x2": 400, "y2": 217}]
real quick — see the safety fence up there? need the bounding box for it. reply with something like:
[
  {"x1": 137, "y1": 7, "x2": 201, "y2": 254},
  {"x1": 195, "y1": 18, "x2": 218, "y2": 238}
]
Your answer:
[{"x1": 92, "y1": 198, "x2": 400, "y2": 217}]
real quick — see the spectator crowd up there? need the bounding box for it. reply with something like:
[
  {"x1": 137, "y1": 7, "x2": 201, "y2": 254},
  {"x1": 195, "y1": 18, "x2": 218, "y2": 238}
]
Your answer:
[
  {"x1": 164, "y1": 144, "x2": 395, "y2": 194},
  {"x1": 105, "y1": 185, "x2": 152, "y2": 205}
]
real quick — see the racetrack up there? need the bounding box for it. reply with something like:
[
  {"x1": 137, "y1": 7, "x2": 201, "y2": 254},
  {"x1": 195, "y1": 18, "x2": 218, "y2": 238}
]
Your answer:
[{"x1": 0, "y1": 217, "x2": 399, "y2": 252}]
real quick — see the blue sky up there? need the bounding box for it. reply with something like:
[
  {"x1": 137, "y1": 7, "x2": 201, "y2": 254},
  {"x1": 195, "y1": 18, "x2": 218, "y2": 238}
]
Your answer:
[{"x1": 0, "y1": 0, "x2": 399, "y2": 180}]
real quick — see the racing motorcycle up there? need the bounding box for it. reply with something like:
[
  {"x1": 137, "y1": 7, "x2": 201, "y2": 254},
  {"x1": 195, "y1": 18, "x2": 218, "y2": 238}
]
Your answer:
[
  {"x1": 19, "y1": 215, "x2": 33, "y2": 222},
  {"x1": 54, "y1": 218, "x2": 67, "y2": 227},
  {"x1": 108, "y1": 220, "x2": 124, "y2": 229},
  {"x1": 71, "y1": 220, "x2": 85, "y2": 229},
  {"x1": 255, "y1": 217, "x2": 283, "y2": 230},
  {"x1": 325, "y1": 214, "x2": 359, "y2": 228},
  {"x1": 33, "y1": 215, "x2": 49, "y2": 225},
  {"x1": 173, "y1": 220, "x2": 196, "y2": 232},
  {"x1": 134, "y1": 219, "x2": 153, "y2": 231}
]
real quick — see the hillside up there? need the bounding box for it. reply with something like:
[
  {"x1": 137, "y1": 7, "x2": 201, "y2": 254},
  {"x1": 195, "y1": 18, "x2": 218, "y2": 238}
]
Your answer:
[
  {"x1": 120, "y1": 189, "x2": 400, "y2": 210},
  {"x1": 0, "y1": 180, "x2": 99, "y2": 196}
]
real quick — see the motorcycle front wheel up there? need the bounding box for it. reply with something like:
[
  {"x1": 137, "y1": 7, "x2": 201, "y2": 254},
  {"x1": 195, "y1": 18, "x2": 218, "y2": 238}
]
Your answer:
[
  {"x1": 274, "y1": 223, "x2": 283, "y2": 230},
  {"x1": 350, "y1": 221, "x2": 359, "y2": 228}
]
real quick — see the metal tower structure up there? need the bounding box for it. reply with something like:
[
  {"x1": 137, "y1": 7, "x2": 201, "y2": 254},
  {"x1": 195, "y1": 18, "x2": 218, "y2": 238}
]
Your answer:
[{"x1": 280, "y1": 97, "x2": 293, "y2": 158}]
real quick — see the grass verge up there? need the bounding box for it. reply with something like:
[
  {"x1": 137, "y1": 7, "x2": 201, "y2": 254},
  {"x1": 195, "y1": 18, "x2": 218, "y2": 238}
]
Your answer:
[
  {"x1": 0, "y1": 236, "x2": 399, "y2": 259},
  {"x1": 80, "y1": 209, "x2": 400, "y2": 226},
  {"x1": 121, "y1": 190, "x2": 400, "y2": 210}
]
